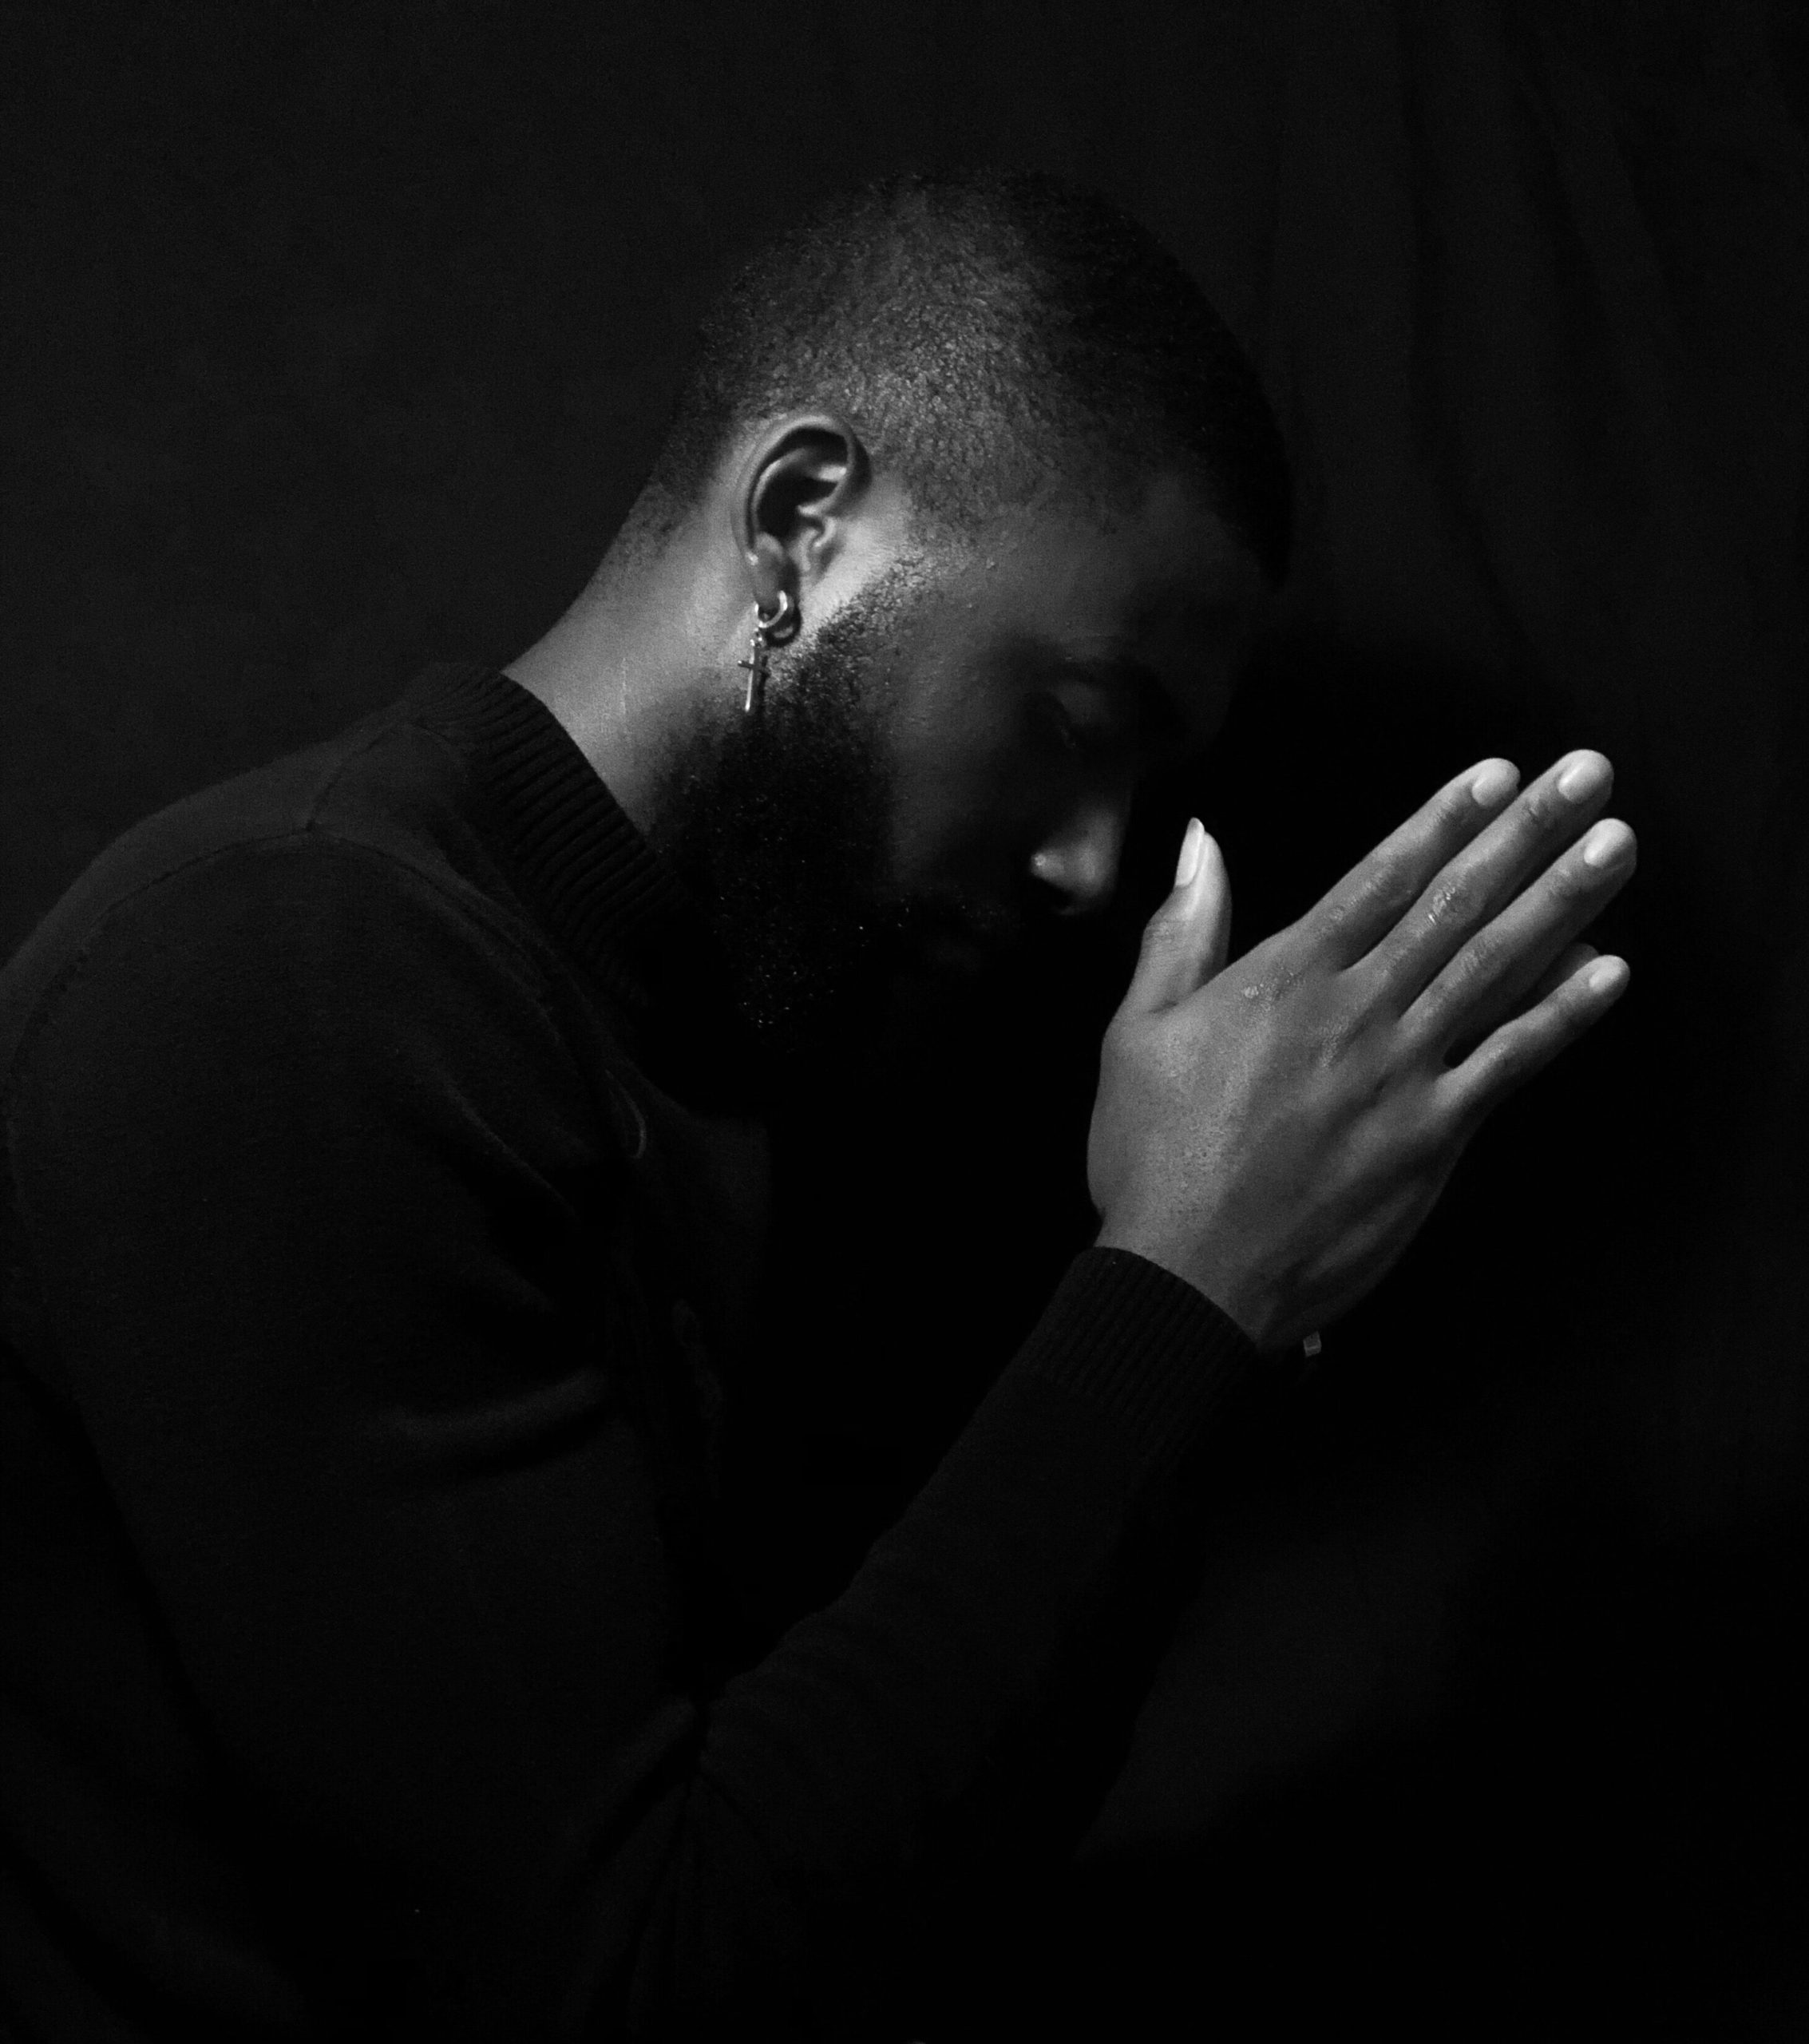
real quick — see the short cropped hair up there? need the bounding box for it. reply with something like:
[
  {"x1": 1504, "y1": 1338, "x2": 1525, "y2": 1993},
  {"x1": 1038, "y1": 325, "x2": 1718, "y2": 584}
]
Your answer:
[{"x1": 631, "y1": 168, "x2": 1292, "y2": 585}]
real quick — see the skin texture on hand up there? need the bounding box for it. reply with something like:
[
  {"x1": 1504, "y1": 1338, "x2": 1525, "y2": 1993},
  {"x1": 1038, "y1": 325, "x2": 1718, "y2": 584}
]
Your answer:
[{"x1": 1089, "y1": 750, "x2": 1634, "y2": 1351}]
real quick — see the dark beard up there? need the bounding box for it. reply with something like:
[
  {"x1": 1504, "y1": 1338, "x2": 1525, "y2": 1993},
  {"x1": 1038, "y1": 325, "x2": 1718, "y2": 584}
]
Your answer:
[{"x1": 646, "y1": 566, "x2": 928, "y2": 1084}]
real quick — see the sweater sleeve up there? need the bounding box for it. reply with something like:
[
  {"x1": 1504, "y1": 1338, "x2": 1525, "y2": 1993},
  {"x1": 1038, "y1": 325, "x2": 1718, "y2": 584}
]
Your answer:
[{"x1": 2, "y1": 832, "x2": 1251, "y2": 2042}]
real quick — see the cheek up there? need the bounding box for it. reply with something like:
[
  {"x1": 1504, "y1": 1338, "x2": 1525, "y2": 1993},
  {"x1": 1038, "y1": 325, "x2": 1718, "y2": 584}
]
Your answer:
[
  {"x1": 886, "y1": 719, "x2": 1051, "y2": 893},
  {"x1": 887, "y1": 752, "x2": 991, "y2": 888}
]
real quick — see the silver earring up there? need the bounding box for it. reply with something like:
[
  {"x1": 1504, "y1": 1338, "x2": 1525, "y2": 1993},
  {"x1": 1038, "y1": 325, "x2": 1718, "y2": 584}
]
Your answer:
[{"x1": 738, "y1": 588, "x2": 795, "y2": 715}]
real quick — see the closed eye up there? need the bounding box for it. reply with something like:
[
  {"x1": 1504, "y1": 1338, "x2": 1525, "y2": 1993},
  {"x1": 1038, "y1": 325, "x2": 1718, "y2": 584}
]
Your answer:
[
  {"x1": 1036, "y1": 691, "x2": 1128, "y2": 765},
  {"x1": 1040, "y1": 698, "x2": 1091, "y2": 759}
]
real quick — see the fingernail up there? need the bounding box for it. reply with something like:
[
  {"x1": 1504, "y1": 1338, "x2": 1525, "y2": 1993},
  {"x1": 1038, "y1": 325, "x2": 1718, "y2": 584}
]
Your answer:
[
  {"x1": 1558, "y1": 754, "x2": 1609, "y2": 802},
  {"x1": 1581, "y1": 820, "x2": 1632, "y2": 868},
  {"x1": 1588, "y1": 957, "x2": 1629, "y2": 996},
  {"x1": 1174, "y1": 818, "x2": 1204, "y2": 890},
  {"x1": 1471, "y1": 760, "x2": 1518, "y2": 806}
]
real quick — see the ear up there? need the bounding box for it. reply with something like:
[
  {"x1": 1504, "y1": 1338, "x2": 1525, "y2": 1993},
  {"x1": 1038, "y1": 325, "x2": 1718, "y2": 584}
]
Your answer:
[{"x1": 730, "y1": 412, "x2": 872, "y2": 620}]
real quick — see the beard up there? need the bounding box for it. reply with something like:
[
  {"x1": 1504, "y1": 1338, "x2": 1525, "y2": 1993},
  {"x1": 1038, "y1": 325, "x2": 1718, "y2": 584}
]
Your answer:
[{"x1": 646, "y1": 561, "x2": 956, "y2": 1084}]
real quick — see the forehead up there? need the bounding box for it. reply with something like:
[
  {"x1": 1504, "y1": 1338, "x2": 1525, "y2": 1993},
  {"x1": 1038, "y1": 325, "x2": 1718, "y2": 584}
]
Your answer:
[{"x1": 942, "y1": 468, "x2": 1264, "y2": 651}]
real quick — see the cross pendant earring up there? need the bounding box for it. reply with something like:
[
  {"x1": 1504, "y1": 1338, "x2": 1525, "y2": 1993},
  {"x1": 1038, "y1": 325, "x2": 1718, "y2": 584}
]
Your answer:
[
  {"x1": 738, "y1": 590, "x2": 795, "y2": 715},
  {"x1": 738, "y1": 630, "x2": 767, "y2": 715}
]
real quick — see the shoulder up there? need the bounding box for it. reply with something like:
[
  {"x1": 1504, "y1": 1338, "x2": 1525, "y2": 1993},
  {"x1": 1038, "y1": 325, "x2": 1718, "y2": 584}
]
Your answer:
[
  {"x1": 3, "y1": 706, "x2": 563, "y2": 1079},
  {"x1": 0, "y1": 839, "x2": 582, "y2": 1170},
  {"x1": 0, "y1": 820, "x2": 630, "y2": 1261}
]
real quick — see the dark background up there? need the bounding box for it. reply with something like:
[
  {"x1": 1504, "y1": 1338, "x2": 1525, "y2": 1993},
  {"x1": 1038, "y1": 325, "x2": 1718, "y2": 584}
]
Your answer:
[{"x1": 5, "y1": 1, "x2": 1806, "y2": 2035}]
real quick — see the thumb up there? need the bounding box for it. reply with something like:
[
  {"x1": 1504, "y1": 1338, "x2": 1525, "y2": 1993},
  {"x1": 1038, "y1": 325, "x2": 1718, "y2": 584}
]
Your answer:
[{"x1": 1122, "y1": 818, "x2": 1232, "y2": 1014}]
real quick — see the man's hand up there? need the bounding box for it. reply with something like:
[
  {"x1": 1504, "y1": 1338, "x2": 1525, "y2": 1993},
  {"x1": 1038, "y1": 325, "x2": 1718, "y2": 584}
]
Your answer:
[{"x1": 1089, "y1": 752, "x2": 1634, "y2": 1351}]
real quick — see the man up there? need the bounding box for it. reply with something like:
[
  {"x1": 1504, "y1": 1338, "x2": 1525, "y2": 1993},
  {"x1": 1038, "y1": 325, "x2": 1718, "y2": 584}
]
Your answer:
[{"x1": 0, "y1": 170, "x2": 1633, "y2": 2040}]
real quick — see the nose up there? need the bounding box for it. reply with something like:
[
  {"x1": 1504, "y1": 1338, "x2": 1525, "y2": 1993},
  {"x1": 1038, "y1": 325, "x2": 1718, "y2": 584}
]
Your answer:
[{"x1": 1027, "y1": 794, "x2": 1128, "y2": 917}]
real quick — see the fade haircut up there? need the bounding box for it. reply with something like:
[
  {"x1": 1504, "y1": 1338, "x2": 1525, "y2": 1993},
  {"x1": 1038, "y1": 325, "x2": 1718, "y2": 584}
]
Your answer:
[{"x1": 627, "y1": 167, "x2": 1292, "y2": 585}]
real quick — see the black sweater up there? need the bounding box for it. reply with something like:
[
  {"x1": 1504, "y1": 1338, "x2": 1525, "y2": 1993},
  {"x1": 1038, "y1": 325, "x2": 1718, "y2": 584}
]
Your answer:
[{"x1": 0, "y1": 663, "x2": 1252, "y2": 2041}]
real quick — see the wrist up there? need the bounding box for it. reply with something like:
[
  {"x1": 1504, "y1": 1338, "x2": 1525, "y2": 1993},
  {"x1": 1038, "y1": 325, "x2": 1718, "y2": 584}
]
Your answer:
[{"x1": 1091, "y1": 1217, "x2": 1268, "y2": 1349}]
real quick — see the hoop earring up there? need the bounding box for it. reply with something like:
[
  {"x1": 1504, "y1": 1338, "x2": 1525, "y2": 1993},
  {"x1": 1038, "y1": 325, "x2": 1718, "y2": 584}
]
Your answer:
[{"x1": 738, "y1": 588, "x2": 796, "y2": 715}]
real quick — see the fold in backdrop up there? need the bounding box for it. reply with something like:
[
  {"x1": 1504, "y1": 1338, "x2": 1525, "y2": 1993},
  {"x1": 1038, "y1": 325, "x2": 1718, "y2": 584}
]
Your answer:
[{"x1": 5, "y1": 1, "x2": 1806, "y2": 2034}]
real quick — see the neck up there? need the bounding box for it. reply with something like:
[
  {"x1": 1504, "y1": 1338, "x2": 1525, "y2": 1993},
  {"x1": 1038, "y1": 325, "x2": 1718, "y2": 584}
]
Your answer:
[{"x1": 504, "y1": 525, "x2": 735, "y2": 840}]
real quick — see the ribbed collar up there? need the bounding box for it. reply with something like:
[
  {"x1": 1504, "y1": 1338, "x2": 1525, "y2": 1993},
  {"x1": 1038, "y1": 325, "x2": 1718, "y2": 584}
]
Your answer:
[{"x1": 403, "y1": 660, "x2": 769, "y2": 1109}]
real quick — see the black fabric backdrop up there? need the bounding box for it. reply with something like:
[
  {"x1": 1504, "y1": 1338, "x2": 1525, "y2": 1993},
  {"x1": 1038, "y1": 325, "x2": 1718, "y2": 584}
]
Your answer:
[{"x1": 5, "y1": 2, "x2": 1806, "y2": 2034}]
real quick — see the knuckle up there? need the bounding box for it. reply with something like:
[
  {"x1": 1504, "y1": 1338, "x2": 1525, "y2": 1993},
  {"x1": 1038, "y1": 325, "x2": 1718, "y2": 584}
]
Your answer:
[
  {"x1": 1546, "y1": 858, "x2": 1589, "y2": 905},
  {"x1": 1326, "y1": 858, "x2": 1404, "y2": 934},
  {"x1": 1448, "y1": 929, "x2": 1502, "y2": 1000},
  {"x1": 1360, "y1": 945, "x2": 1408, "y2": 1004},
  {"x1": 1490, "y1": 1031, "x2": 1531, "y2": 1083},
  {"x1": 1462, "y1": 1045, "x2": 1518, "y2": 1114},
  {"x1": 1463, "y1": 1012, "x2": 1536, "y2": 1091},
  {"x1": 1522, "y1": 778, "x2": 1572, "y2": 830},
  {"x1": 1415, "y1": 962, "x2": 1474, "y2": 1040},
  {"x1": 1315, "y1": 1007, "x2": 1371, "y2": 1072},
  {"x1": 1236, "y1": 935, "x2": 1304, "y2": 1005},
  {"x1": 1271, "y1": 954, "x2": 1312, "y2": 1001},
  {"x1": 1423, "y1": 870, "x2": 1475, "y2": 928},
  {"x1": 1318, "y1": 890, "x2": 1357, "y2": 939}
]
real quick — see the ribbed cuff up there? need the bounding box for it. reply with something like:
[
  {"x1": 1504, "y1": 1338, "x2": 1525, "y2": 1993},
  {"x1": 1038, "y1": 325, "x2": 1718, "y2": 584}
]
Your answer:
[{"x1": 1008, "y1": 1247, "x2": 1255, "y2": 1476}]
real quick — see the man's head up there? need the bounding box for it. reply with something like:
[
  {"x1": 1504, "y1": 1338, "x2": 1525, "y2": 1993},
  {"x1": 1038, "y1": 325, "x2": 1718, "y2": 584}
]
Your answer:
[
  {"x1": 632, "y1": 166, "x2": 1289, "y2": 580},
  {"x1": 515, "y1": 168, "x2": 1290, "y2": 1075}
]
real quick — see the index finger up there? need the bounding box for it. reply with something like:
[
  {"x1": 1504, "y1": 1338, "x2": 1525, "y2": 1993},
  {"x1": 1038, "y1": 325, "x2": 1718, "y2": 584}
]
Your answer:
[{"x1": 1303, "y1": 758, "x2": 1522, "y2": 966}]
